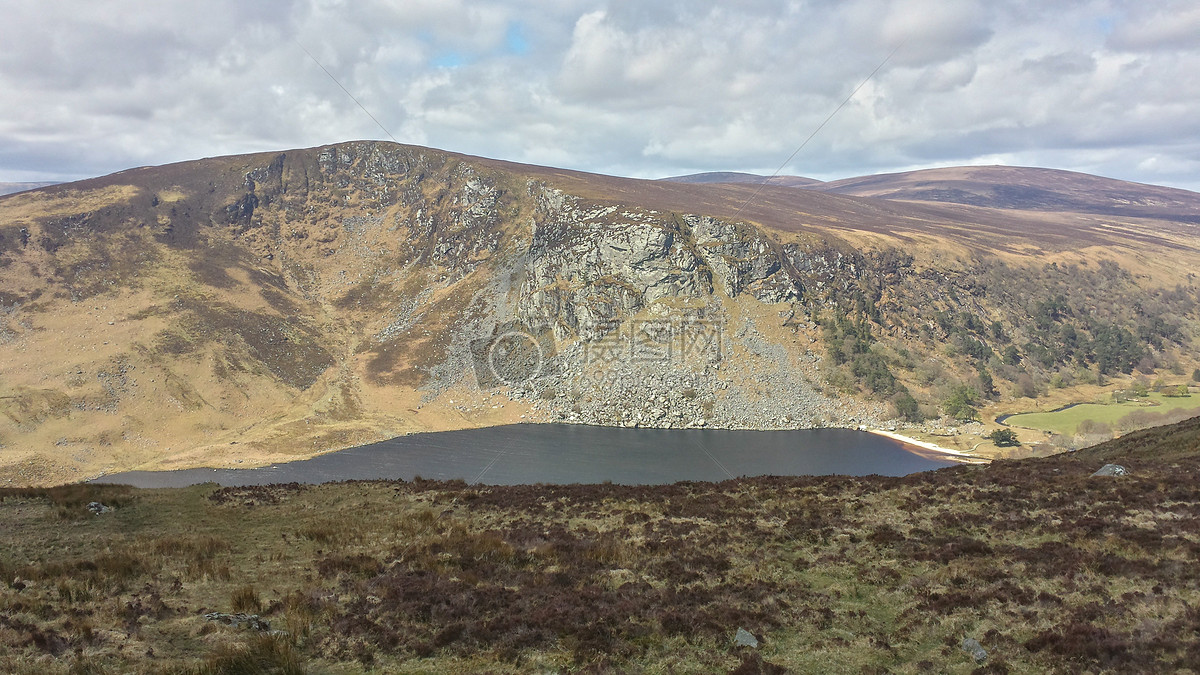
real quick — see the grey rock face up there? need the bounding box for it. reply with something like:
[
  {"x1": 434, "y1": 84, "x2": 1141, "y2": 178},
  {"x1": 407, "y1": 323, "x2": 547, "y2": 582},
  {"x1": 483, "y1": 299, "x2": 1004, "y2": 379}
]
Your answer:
[
  {"x1": 688, "y1": 215, "x2": 802, "y2": 303},
  {"x1": 490, "y1": 188, "x2": 882, "y2": 431},
  {"x1": 517, "y1": 194, "x2": 815, "y2": 344},
  {"x1": 518, "y1": 192, "x2": 713, "y2": 341},
  {"x1": 86, "y1": 501, "x2": 111, "y2": 515}
]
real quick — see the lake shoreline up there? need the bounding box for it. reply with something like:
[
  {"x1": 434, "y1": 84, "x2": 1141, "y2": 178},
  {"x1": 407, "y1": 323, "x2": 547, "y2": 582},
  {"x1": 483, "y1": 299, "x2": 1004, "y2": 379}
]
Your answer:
[
  {"x1": 86, "y1": 423, "x2": 979, "y2": 483},
  {"x1": 89, "y1": 424, "x2": 958, "y2": 488},
  {"x1": 867, "y1": 429, "x2": 988, "y2": 464}
]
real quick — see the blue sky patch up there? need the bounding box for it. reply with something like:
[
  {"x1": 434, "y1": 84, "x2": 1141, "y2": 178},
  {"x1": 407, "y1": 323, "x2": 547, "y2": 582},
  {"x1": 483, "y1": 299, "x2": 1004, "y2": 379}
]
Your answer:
[
  {"x1": 505, "y1": 22, "x2": 529, "y2": 55},
  {"x1": 431, "y1": 51, "x2": 466, "y2": 68}
]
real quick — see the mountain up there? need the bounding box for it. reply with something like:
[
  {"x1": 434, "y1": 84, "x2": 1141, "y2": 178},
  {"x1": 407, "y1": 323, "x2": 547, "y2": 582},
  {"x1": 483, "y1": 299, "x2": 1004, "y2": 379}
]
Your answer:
[
  {"x1": 0, "y1": 181, "x2": 59, "y2": 197},
  {"x1": 1, "y1": 141, "x2": 1198, "y2": 485},
  {"x1": 810, "y1": 165, "x2": 1200, "y2": 222},
  {"x1": 660, "y1": 171, "x2": 823, "y2": 188}
]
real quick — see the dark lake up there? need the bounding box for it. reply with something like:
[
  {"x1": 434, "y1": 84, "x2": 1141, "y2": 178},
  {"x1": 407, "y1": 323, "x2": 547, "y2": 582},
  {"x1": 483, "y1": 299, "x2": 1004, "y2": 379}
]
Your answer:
[{"x1": 90, "y1": 424, "x2": 957, "y2": 488}]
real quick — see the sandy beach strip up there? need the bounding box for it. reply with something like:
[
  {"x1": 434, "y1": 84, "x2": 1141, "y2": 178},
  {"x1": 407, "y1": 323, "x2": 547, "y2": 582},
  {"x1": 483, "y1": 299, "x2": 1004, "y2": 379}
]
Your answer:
[{"x1": 868, "y1": 429, "x2": 989, "y2": 464}]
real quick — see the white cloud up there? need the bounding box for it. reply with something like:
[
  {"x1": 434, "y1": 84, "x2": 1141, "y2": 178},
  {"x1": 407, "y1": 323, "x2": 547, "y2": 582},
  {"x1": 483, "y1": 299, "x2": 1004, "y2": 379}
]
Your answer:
[
  {"x1": 0, "y1": 0, "x2": 1197, "y2": 191},
  {"x1": 880, "y1": 0, "x2": 993, "y2": 65},
  {"x1": 1107, "y1": 2, "x2": 1200, "y2": 52}
]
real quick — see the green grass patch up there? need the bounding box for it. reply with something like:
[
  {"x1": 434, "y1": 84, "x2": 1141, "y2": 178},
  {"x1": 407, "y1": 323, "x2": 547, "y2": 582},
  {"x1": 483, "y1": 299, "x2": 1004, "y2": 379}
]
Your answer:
[{"x1": 1004, "y1": 391, "x2": 1199, "y2": 435}]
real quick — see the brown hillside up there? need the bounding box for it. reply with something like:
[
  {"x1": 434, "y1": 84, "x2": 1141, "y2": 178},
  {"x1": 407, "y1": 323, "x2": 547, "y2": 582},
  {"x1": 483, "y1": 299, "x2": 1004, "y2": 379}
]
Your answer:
[
  {"x1": 471, "y1": 156, "x2": 1200, "y2": 256},
  {"x1": 812, "y1": 165, "x2": 1200, "y2": 223},
  {"x1": 659, "y1": 171, "x2": 823, "y2": 188}
]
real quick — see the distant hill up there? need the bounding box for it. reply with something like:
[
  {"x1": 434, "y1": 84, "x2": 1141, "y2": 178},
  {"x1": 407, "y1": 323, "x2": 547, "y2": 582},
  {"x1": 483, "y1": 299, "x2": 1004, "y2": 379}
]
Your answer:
[
  {"x1": 810, "y1": 165, "x2": 1200, "y2": 222},
  {"x1": 659, "y1": 171, "x2": 822, "y2": 188},
  {"x1": 0, "y1": 181, "x2": 58, "y2": 196}
]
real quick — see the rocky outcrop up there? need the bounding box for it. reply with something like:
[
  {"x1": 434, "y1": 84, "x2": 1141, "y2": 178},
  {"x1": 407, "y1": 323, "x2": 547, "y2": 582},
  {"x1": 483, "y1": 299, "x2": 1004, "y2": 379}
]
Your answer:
[
  {"x1": 516, "y1": 193, "x2": 819, "y2": 343},
  {"x1": 204, "y1": 612, "x2": 271, "y2": 631},
  {"x1": 518, "y1": 190, "x2": 713, "y2": 340},
  {"x1": 500, "y1": 189, "x2": 862, "y2": 430},
  {"x1": 961, "y1": 637, "x2": 988, "y2": 664},
  {"x1": 688, "y1": 215, "x2": 802, "y2": 303},
  {"x1": 1091, "y1": 463, "x2": 1128, "y2": 477}
]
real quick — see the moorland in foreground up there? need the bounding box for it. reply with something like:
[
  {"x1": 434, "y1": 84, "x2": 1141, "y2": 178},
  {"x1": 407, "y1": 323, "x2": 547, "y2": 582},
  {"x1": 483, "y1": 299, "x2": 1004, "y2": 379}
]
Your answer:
[{"x1": 2, "y1": 416, "x2": 1199, "y2": 673}]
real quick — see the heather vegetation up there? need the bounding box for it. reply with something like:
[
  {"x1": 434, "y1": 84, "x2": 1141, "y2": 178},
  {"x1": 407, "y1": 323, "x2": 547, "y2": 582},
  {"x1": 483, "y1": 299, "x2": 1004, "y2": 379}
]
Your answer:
[{"x1": 2, "y1": 416, "x2": 1199, "y2": 673}]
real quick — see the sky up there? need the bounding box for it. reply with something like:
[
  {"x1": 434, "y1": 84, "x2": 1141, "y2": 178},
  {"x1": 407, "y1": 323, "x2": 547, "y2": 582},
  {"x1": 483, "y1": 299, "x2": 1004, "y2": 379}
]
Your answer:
[{"x1": 2, "y1": 0, "x2": 1199, "y2": 191}]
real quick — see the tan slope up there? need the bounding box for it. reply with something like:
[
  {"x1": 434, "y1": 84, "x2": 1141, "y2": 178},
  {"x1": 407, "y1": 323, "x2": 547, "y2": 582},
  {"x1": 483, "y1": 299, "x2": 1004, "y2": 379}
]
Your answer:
[{"x1": 0, "y1": 143, "x2": 544, "y2": 485}]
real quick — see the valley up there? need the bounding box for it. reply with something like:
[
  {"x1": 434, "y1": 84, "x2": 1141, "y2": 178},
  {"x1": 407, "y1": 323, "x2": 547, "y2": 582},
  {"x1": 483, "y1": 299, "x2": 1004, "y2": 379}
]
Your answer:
[{"x1": 1, "y1": 141, "x2": 1198, "y2": 485}]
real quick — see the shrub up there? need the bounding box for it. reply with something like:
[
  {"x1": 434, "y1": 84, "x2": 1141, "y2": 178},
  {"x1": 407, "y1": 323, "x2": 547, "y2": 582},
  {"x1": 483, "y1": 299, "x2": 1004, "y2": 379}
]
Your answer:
[
  {"x1": 189, "y1": 634, "x2": 305, "y2": 675},
  {"x1": 1193, "y1": 368, "x2": 1200, "y2": 382},
  {"x1": 891, "y1": 391, "x2": 923, "y2": 422},
  {"x1": 1077, "y1": 419, "x2": 1113, "y2": 436},
  {"x1": 987, "y1": 429, "x2": 1020, "y2": 447},
  {"x1": 850, "y1": 352, "x2": 898, "y2": 395},
  {"x1": 317, "y1": 554, "x2": 381, "y2": 579},
  {"x1": 1015, "y1": 373, "x2": 1039, "y2": 399},
  {"x1": 943, "y1": 384, "x2": 980, "y2": 421},
  {"x1": 1003, "y1": 345, "x2": 1020, "y2": 366},
  {"x1": 826, "y1": 367, "x2": 857, "y2": 394},
  {"x1": 231, "y1": 585, "x2": 263, "y2": 614}
]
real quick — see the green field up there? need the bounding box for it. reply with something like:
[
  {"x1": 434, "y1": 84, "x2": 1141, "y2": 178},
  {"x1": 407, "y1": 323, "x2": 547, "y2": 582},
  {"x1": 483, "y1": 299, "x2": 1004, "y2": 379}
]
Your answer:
[{"x1": 1004, "y1": 390, "x2": 1200, "y2": 436}]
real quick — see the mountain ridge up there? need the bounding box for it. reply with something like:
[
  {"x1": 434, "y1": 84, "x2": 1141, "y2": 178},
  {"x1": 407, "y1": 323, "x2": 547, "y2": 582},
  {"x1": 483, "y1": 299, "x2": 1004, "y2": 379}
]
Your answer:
[
  {"x1": 660, "y1": 165, "x2": 1200, "y2": 222},
  {"x1": 0, "y1": 181, "x2": 60, "y2": 197},
  {"x1": 659, "y1": 171, "x2": 823, "y2": 187},
  {"x1": 1, "y1": 140, "x2": 1197, "y2": 485},
  {"x1": 811, "y1": 165, "x2": 1200, "y2": 221}
]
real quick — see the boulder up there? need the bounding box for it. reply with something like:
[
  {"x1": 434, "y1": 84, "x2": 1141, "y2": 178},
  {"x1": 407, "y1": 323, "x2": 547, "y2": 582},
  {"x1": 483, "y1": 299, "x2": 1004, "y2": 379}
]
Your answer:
[
  {"x1": 734, "y1": 627, "x2": 759, "y2": 648},
  {"x1": 204, "y1": 612, "x2": 270, "y2": 632},
  {"x1": 961, "y1": 637, "x2": 987, "y2": 663},
  {"x1": 1091, "y1": 464, "x2": 1128, "y2": 477}
]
